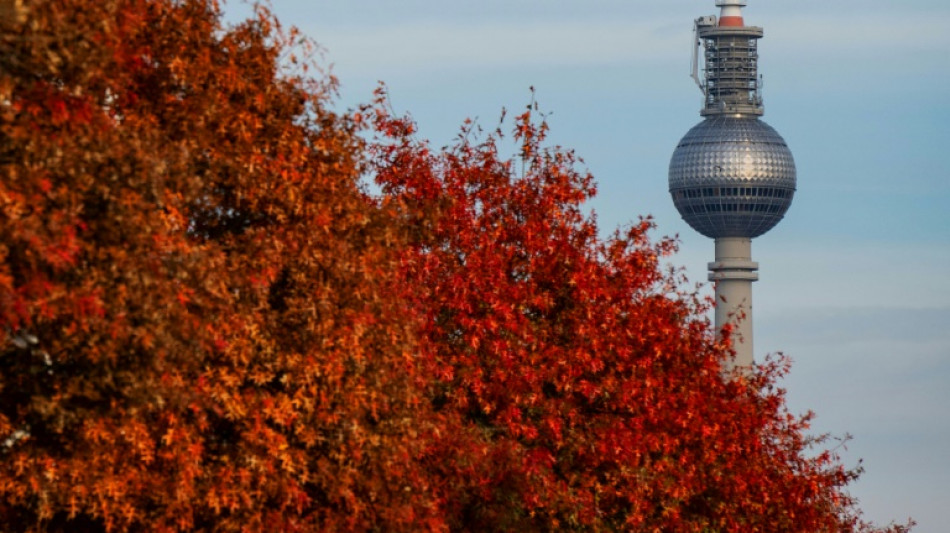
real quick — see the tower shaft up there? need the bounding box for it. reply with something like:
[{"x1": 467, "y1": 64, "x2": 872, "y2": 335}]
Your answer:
[{"x1": 708, "y1": 238, "x2": 758, "y2": 369}]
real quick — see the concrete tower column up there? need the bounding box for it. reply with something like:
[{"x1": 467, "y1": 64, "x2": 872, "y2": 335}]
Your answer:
[{"x1": 708, "y1": 237, "x2": 758, "y2": 369}]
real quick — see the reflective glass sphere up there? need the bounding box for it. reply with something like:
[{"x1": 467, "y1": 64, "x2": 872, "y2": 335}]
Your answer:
[{"x1": 669, "y1": 117, "x2": 796, "y2": 239}]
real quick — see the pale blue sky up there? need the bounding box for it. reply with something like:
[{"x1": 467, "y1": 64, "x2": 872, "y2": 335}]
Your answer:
[{"x1": 226, "y1": 1, "x2": 949, "y2": 530}]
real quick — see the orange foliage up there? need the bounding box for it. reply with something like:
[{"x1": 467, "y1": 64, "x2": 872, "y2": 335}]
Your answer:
[{"x1": 1, "y1": 0, "x2": 434, "y2": 530}]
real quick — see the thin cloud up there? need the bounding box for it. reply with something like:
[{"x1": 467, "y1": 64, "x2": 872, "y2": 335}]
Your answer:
[
  {"x1": 308, "y1": 20, "x2": 685, "y2": 74},
  {"x1": 766, "y1": 13, "x2": 950, "y2": 55},
  {"x1": 303, "y1": 11, "x2": 950, "y2": 75}
]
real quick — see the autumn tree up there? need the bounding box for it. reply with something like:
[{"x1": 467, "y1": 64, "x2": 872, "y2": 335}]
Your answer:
[
  {"x1": 1, "y1": 0, "x2": 438, "y2": 531},
  {"x1": 369, "y1": 99, "x2": 912, "y2": 532}
]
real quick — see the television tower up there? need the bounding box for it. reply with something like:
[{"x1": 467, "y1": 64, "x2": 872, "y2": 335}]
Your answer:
[{"x1": 669, "y1": 0, "x2": 796, "y2": 368}]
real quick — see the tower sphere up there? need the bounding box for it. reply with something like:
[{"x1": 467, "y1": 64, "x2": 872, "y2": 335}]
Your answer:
[{"x1": 668, "y1": 116, "x2": 796, "y2": 239}]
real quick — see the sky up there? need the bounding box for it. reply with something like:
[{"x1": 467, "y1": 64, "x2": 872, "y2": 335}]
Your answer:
[{"x1": 225, "y1": 1, "x2": 950, "y2": 530}]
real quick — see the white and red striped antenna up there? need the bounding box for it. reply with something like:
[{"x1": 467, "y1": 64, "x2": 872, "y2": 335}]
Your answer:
[{"x1": 716, "y1": 0, "x2": 747, "y2": 27}]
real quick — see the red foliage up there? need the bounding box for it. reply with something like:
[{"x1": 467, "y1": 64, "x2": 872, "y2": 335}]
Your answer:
[{"x1": 370, "y1": 99, "x2": 912, "y2": 532}]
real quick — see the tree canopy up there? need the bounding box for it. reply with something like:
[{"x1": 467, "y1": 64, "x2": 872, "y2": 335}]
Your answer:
[{"x1": 0, "y1": 0, "x2": 912, "y2": 531}]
